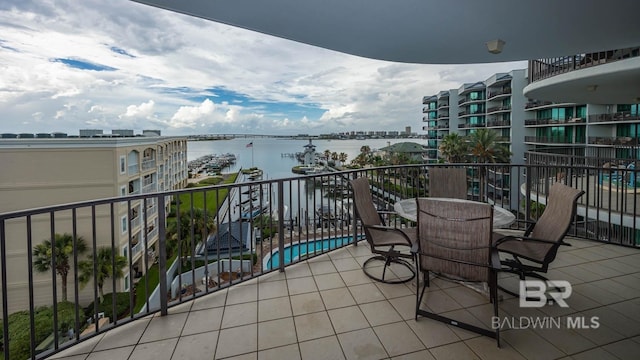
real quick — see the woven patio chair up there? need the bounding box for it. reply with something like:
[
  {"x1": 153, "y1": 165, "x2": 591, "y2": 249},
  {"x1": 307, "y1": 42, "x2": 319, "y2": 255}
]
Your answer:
[
  {"x1": 414, "y1": 198, "x2": 500, "y2": 346},
  {"x1": 350, "y1": 177, "x2": 416, "y2": 284},
  {"x1": 494, "y1": 182, "x2": 585, "y2": 298},
  {"x1": 429, "y1": 167, "x2": 467, "y2": 199}
]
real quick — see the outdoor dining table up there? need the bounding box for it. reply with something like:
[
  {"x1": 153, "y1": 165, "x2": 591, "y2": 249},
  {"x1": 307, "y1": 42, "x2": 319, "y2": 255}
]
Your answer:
[{"x1": 393, "y1": 197, "x2": 516, "y2": 228}]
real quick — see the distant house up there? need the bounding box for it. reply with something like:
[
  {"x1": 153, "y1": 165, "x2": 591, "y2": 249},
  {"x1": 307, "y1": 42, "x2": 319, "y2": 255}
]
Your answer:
[
  {"x1": 379, "y1": 142, "x2": 427, "y2": 163},
  {"x1": 196, "y1": 221, "x2": 255, "y2": 257}
]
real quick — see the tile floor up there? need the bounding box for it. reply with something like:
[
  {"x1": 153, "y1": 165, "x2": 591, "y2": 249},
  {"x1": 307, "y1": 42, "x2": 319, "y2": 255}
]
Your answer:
[{"x1": 50, "y1": 237, "x2": 640, "y2": 359}]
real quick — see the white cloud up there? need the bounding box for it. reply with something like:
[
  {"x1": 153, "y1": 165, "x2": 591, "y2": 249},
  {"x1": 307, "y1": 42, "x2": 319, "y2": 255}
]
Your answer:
[{"x1": 0, "y1": 0, "x2": 527, "y2": 136}]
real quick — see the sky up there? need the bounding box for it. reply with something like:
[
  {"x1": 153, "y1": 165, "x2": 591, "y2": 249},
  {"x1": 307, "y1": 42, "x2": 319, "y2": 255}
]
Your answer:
[{"x1": 0, "y1": 0, "x2": 527, "y2": 136}]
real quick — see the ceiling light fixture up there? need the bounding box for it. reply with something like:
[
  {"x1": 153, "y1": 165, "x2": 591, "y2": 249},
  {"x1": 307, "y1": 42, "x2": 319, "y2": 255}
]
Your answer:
[{"x1": 486, "y1": 39, "x2": 505, "y2": 54}]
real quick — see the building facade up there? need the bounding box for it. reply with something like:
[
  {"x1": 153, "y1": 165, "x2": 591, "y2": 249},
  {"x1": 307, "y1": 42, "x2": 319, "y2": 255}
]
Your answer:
[{"x1": 0, "y1": 136, "x2": 188, "y2": 313}]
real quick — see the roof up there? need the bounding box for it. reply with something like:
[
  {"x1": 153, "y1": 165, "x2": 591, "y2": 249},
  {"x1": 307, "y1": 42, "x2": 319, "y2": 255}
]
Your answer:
[
  {"x1": 198, "y1": 221, "x2": 251, "y2": 255},
  {"x1": 132, "y1": 0, "x2": 640, "y2": 64}
]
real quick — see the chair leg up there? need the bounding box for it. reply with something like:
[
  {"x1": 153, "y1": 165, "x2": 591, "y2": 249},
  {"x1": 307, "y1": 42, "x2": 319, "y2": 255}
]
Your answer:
[
  {"x1": 491, "y1": 270, "x2": 500, "y2": 348},
  {"x1": 363, "y1": 255, "x2": 416, "y2": 284}
]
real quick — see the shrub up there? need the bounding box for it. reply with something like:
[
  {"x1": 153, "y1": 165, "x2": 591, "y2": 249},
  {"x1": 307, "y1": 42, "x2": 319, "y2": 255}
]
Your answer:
[
  {"x1": 84, "y1": 292, "x2": 132, "y2": 321},
  {"x1": 1, "y1": 301, "x2": 83, "y2": 360}
]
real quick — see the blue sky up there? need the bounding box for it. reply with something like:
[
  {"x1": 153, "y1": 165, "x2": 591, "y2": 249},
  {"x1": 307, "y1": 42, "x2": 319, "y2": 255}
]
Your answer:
[{"x1": 0, "y1": 0, "x2": 526, "y2": 136}]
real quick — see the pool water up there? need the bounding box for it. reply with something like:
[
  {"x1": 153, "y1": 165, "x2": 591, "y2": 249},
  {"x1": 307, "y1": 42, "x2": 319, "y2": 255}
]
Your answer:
[{"x1": 264, "y1": 236, "x2": 360, "y2": 269}]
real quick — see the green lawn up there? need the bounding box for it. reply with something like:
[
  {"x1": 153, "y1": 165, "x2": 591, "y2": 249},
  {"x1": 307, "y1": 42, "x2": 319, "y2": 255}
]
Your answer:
[{"x1": 178, "y1": 173, "x2": 238, "y2": 213}]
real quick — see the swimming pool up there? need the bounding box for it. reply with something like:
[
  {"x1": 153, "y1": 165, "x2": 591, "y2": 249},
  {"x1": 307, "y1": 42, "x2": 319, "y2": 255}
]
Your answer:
[{"x1": 263, "y1": 236, "x2": 361, "y2": 269}]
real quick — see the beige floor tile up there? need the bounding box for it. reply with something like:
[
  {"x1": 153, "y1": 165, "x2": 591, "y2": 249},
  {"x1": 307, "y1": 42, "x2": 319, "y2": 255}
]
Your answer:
[
  {"x1": 374, "y1": 322, "x2": 425, "y2": 357},
  {"x1": 258, "y1": 317, "x2": 298, "y2": 350},
  {"x1": 224, "y1": 353, "x2": 257, "y2": 360},
  {"x1": 443, "y1": 285, "x2": 490, "y2": 308},
  {"x1": 328, "y1": 246, "x2": 356, "y2": 260},
  {"x1": 139, "y1": 312, "x2": 188, "y2": 343},
  {"x1": 182, "y1": 306, "x2": 224, "y2": 336},
  {"x1": 130, "y1": 338, "x2": 178, "y2": 360},
  {"x1": 48, "y1": 355, "x2": 87, "y2": 360},
  {"x1": 258, "y1": 343, "x2": 300, "y2": 360},
  {"x1": 390, "y1": 349, "x2": 436, "y2": 360},
  {"x1": 216, "y1": 324, "x2": 258, "y2": 358},
  {"x1": 191, "y1": 290, "x2": 227, "y2": 311},
  {"x1": 294, "y1": 312, "x2": 335, "y2": 342},
  {"x1": 290, "y1": 291, "x2": 325, "y2": 315},
  {"x1": 328, "y1": 305, "x2": 370, "y2": 333},
  {"x1": 464, "y1": 336, "x2": 524, "y2": 360},
  {"x1": 389, "y1": 295, "x2": 418, "y2": 320},
  {"x1": 227, "y1": 283, "x2": 258, "y2": 305},
  {"x1": 221, "y1": 301, "x2": 258, "y2": 329},
  {"x1": 349, "y1": 282, "x2": 386, "y2": 304},
  {"x1": 375, "y1": 281, "x2": 414, "y2": 299},
  {"x1": 429, "y1": 342, "x2": 480, "y2": 360},
  {"x1": 299, "y1": 336, "x2": 346, "y2": 360},
  {"x1": 407, "y1": 318, "x2": 461, "y2": 348},
  {"x1": 285, "y1": 263, "x2": 313, "y2": 279},
  {"x1": 314, "y1": 273, "x2": 346, "y2": 290},
  {"x1": 258, "y1": 270, "x2": 288, "y2": 283},
  {"x1": 258, "y1": 279, "x2": 289, "y2": 300},
  {"x1": 171, "y1": 331, "x2": 218, "y2": 360},
  {"x1": 331, "y1": 257, "x2": 362, "y2": 272},
  {"x1": 533, "y1": 326, "x2": 597, "y2": 355},
  {"x1": 570, "y1": 347, "x2": 618, "y2": 360},
  {"x1": 421, "y1": 289, "x2": 464, "y2": 313},
  {"x1": 287, "y1": 276, "x2": 319, "y2": 295},
  {"x1": 338, "y1": 328, "x2": 388, "y2": 360},
  {"x1": 359, "y1": 300, "x2": 403, "y2": 326},
  {"x1": 85, "y1": 346, "x2": 135, "y2": 360},
  {"x1": 602, "y1": 338, "x2": 640, "y2": 359},
  {"x1": 258, "y1": 296, "x2": 293, "y2": 322},
  {"x1": 580, "y1": 306, "x2": 640, "y2": 338},
  {"x1": 318, "y1": 287, "x2": 355, "y2": 310},
  {"x1": 502, "y1": 329, "x2": 564, "y2": 360},
  {"x1": 309, "y1": 260, "x2": 338, "y2": 275},
  {"x1": 340, "y1": 268, "x2": 373, "y2": 286},
  {"x1": 50, "y1": 332, "x2": 105, "y2": 358}
]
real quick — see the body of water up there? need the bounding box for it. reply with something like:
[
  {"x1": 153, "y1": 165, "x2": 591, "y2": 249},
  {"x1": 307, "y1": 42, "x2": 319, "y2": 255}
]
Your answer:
[{"x1": 187, "y1": 137, "x2": 411, "y2": 180}]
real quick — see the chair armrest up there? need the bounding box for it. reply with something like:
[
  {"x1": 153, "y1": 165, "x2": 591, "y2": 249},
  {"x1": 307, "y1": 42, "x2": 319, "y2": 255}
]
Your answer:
[
  {"x1": 410, "y1": 242, "x2": 419, "y2": 254},
  {"x1": 494, "y1": 235, "x2": 569, "y2": 247},
  {"x1": 490, "y1": 249, "x2": 502, "y2": 270},
  {"x1": 365, "y1": 224, "x2": 415, "y2": 245}
]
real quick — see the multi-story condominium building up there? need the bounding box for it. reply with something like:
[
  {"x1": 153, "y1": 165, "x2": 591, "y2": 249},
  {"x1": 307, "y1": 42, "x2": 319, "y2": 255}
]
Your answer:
[
  {"x1": 423, "y1": 48, "x2": 639, "y2": 243},
  {"x1": 422, "y1": 69, "x2": 527, "y2": 210},
  {"x1": 0, "y1": 135, "x2": 188, "y2": 313}
]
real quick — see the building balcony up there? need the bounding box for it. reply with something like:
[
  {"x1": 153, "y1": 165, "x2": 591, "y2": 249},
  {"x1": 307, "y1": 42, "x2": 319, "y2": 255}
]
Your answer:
[
  {"x1": 588, "y1": 136, "x2": 638, "y2": 146},
  {"x1": 486, "y1": 105, "x2": 511, "y2": 114},
  {"x1": 486, "y1": 120, "x2": 511, "y2": 127},
  {"x1": 437, "y1": 113, "x2": 449, "y2": 119},
  {"x1": 588, "y1": 112, "x2": 640, "y2": 124},
  {"x1": 141, "y1": 159, "x2": 156, "y2": 171},
  {"x1": 525, "y1": 100, "x2": 554, "y2": 109},
  {"x1": 524, "y1": 118, "x2": 585, "y2": 126},
  {"x1": 524, "y1": 136, "x2": 585, "y2": 144},
  {"x1": 2, "y1": 164, "x2": 639, "y2": 359},
  {"x1": 127, "y1": 163, "x2": 139, "y2": 176},
  {"x1": 487, "y1": 87, "x2": 512, "y2": 99}
]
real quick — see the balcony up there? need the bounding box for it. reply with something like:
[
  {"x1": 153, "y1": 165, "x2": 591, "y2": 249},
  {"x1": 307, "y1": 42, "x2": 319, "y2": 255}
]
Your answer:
[
  {"x1": 127, "y1": 163, "x2": 139, "y2": 176},
  {"x1": 524, "y1": 118, "x2": 585, "y2": 126},
  {"x1": 485, "y1": 105, "x2": 511, "y2": 114},
  {"x1": 524, "y1": 136, "x2": 585, "y2": 144},
  {"x1": 529, "y1": 47, "x2": 640, "y2": 82},
  {"x1": 588, "y1": 112, "x2": 640, "y2": 124},
  {"x1": 525, "y1": 100, "x2": 553, "y2": 109},
  {"x1": 486, "y1": 120, "x2": 511, "y2": 127},
  {"x1": 487, "y1": 87, "x2": 512, "y2": 99},
  {"x1": 141, "y1": 158, "x2": 156, "y2": 171},
  {"x1": 588, "y1": 136, "x2": 638, "y2": 146},
  {"x1": 2, "y1": 165, "x2": 639, "y2": 359}
]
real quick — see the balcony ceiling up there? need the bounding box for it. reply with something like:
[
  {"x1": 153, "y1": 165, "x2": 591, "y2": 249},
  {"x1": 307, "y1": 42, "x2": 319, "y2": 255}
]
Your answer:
[{"x1": 131, "y1": 0, "x2": 640, "y2": 64}]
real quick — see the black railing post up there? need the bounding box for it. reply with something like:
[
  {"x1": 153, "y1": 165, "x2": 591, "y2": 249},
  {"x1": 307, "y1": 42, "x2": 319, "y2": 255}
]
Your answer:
[
  {"x1": 278, "y1": 180, "x2": 286, "y2": 272},
  {"x1": 157, "y1": 194, "x2": 168, "y2": 316}
]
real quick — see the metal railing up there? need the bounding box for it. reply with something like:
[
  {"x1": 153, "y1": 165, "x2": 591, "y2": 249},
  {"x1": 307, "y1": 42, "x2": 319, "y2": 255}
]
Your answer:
[
  {"x1": 524, "y1": 117, "x2": 585, "y2": 126},
  {"x1": 529, "y1": 47, "x2": 640, "y2": 82},
  {"x1": 1, "y1": 164, "x2": 639, "y2": 359},
  {"x1": 588, "y1": 112, "x2": 640, "y2": 123}
]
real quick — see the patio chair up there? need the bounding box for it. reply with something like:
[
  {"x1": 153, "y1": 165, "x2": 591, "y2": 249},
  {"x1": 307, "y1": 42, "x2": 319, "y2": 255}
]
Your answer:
[
  {"x1": 494, "y1": 182, "x2": 585, "y2": 298},
  {"x1": 350, "y1": 177, "x2": 416, "y2": 284},
  {"x1": 414, "y1": 198, "x2": 500, "y2": 345},
  {"x1": 429, "y1": 167, "x2": 467, "y2": 199}
]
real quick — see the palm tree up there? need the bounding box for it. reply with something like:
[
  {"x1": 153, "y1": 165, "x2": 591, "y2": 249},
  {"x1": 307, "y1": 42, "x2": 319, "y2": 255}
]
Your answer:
[
  {"x1": 439, "y1": 133, "x2": 468, "y2": 163},
  {"x1": 323, "y1": 149, "x2": 331, "y2": 164},
  {"x1": 331, "y1": 152, "x2": 339, "y2": 165},
  {"x1": 338, "y1": 152, "x2": 348, "y2": 165},
  {"x1": 168, "y1": 208, "x2": 216, "y2": 264},
  {"x1": 33, "y1": 233, "x2": 88, "y2": 302},
  {"x1": 467, "y1": 129, "x2": 512, "y2": 200},
  {"x1": 78, "y1": 247, "x2": 127, "y2": 304}
]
